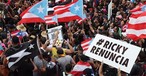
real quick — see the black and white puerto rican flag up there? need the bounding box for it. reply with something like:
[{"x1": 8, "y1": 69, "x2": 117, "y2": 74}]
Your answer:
[{"x1": 5, "y1": 39, "x2": 39, "y2": 71}]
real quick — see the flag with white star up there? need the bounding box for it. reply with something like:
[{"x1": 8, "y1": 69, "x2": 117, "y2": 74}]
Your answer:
[
  {"x1": 29, "y1": 0, "x2": 48, "y2": 19},
  {"x1": 52, "y1": 0, "x2": 83, "y2": 22},
  {"x1": 18, "y1": 0, "x2": 48, "y2": 24},
  {"x1": 69, "y1": 0, "x2": 83, "y2": 19},
  {"x1": 45, "y1": 14, "x2": 58, "y2": 24},
  {"x1": 5, "y1": 42, "x2": 30, "y2": 71},
  {"x1": 27, "y1": 38, "x2": 39, "y2": 58},
  {"x1": 5, "y1": 38, "x2": 39, "y2": 71}
]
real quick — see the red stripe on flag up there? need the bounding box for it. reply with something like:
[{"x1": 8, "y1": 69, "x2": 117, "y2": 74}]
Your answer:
[
  {"x1": 128, "y1": 23, "x2": 146, "y2": 30},
  {"x1": 18, "y1": 18, "x2": 45, "y2": 24},
  {"x1": 45, "y1": 15, "x2": 57, "y2": 24},
  {"x1": 71, "y1": 61, "x2": 92, "y2": 76},
  {"x1": 127, "y1": 3, "x2": 146, "y2": 41},
  {"x1": 11, "y1": 30, "x2": 20, "y2": 37},
  {"x1": 81, "y1": 38, "x2": 92, "y2": 53},
  {"x1": 58, "y1": 16, "x2": 80, "y2": 22},
  {"x1": 20, "y1": 7, "x2": 32, "y2": 17}
]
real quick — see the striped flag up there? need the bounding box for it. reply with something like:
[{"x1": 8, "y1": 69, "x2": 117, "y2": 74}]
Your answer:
[
  {"x1": 130, "y1": 4, "x2": 146, "y2": 15},
  {"x1": 71, "y1": 61, "x2": 93, "y2": 76},
  {"x1": 126, "y1": 4, "x2": 146, "y2": 41},
  {"x1": 45, "y1": 14, "x2": 58, "y2": 24},
  {"x1": 11, "y1": 30, "x2": 24, "y2": 40},
  {"x1": 11, "y1": 30, "x2": 20, "y2": 37},
  {"x1": 81, "y1": 38, "x2": 92, "y2": 54},
  {"x1": 53, "y1": 0, "x2": 83, "y2": 22},
  {"x1": 18, "y1": 0, "x2": 48, "y2": 24},
  {"x1": 77, "y1": 12, "x2": 87, "y2": 24},
  {"x1": 5, "y1": 38, "x2": 39, "y2": 71},
  {"x1": 5, "y1": 42, "x2": 30, "y2": 71}
]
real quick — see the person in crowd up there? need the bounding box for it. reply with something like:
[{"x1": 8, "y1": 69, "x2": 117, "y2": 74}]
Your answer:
[
  {"x1": 4, "y1": 36, "x2": 36, "y2": 76},
  {"x1": 33, "y1": 51, "x2": 48, "y2": 76},
  {"x1": 0, "y1": 0, "x2": 146, "y2": 76},
  {"x1": 63, "y1": 64, "x2": 73, "y2": 76},
  {"x1": 57, "y1": 47, "x2": 76, "y2": 72},
  {"x1": 44, "y1": 52, "x2": 57, "y2": 76}
]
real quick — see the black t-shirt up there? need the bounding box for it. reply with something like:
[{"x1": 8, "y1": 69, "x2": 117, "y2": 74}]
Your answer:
[
  {"x1": 17, "y1": 59, "x2": 34, "y2": 76},
  {"x1": 46, "y1": 62, "x2": 57, "y2": 76}
]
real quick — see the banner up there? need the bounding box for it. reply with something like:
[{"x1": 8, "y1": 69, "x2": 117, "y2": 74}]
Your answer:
[
  {"x1": 108, "y1": 1, "x2": 112, "y2": 20},
  {"x1": 47, "y1": 26, "x2": 63, "y2": 47},
  {"x1": 85, "y1": 34, "x2": 141, "y2": 73}
]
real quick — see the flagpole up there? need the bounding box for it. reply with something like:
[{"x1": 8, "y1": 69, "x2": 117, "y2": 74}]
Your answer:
[{"x1": 46, "y1": 24, "x2": 49, "y2": 40}]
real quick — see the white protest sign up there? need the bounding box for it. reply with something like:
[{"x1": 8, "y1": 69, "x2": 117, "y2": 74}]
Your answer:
[
  {"x1": 47, "y1": 26, "x2": 63, "y2": 47},
  {"x1": 108, "y1": 1, "x2": 112, "y2": 20},
  {"x1": 85, "y1": 34, "x2": 141, "y2": 73}
]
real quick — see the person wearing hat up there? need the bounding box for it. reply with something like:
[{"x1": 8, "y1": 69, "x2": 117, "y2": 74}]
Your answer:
[
  {"x1": 16, "y1": 24, "x2": 26, "y2": 32},
  {"x1": 41, "y1": 31, "x2": 47, "y2": 39},
  {"x1": 16, "y1": 24, "x2": 28, "y2": 37}
]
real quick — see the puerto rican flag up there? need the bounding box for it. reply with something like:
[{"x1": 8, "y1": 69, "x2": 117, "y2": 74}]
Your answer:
[
  {"x1": 71, "y1": 61, "x2": 94, "y2": 76},
  {"x1": 126, "y1": 4, "x2": 146, "y2": 41},
  {"x1": 11, "y1": 30, "x2": 21, "y2": 37},
  {"x1": 11, "y1": 30, "x2": 24, "y2": 40},
  {"x1": 53, "y1": 0, "x2": 83, "y2": 22},
  {"x1": 81, "y1": 38, "x2": 93, "y2": 54},
  {"x1": 18, "y1": 0, "x2": 48, "y2": 24},
  {"x1": 45, "y1": 14, "x2": 58, "y2": 24},
  {"x1": 77, "y1": 12, "x2": 87, "y2": 24}
]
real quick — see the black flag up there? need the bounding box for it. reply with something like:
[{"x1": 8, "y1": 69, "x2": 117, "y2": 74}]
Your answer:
[
  {"x1": 27, "y1": 38, "x2": 39, "y2": 58},
  {"x1": 5, "y1": 42, "x2": 30, "y2": 71}
]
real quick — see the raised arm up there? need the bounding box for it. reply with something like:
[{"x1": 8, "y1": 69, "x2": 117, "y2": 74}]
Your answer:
[{"x1": 99, "y1": 62, "x2": 103, "y2": 76}]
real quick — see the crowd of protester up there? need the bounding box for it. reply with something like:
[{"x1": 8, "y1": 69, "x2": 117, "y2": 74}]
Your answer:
[{"x1": 0, "y1": 0, "x2": 146, "y2": 76}]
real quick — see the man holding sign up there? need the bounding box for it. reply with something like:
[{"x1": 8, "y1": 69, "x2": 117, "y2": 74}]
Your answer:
[
  {"x1": 85, "y1": 34, "x2": 141, "y2": 73},
  {"x1": 46, "y1": 26, "x2": 74, "y2": 59}
]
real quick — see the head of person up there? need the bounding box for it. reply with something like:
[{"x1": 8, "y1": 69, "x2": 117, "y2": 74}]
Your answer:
[
  {"x1": 12, "y1": 36, "x2": 20, "y2": 45},
  {"x1": 42, "y1": 52, "x2": 52, "y2": 62},
  {"x1": 83, "y1": 68, "x2": 93, "y2": 76},
  {"x1": 79, "y1": 54, "x2": 90, "y2": 62},
  {"x1": 76, "y1": 45, "x2": 83, "y2": 54},
  {"x1": 29, "y1": 35, "x2": 36, "y2": 42},
  {"x1": 7, "y1": 24, "x2": 16, "y2": 32},
  {"x1": 57, "y1": 48, "x2": 65, "y2": 57},
  {"x1": 40, "y1": 37, "x2": 47, "y2": 45},
  {"x1": 65, "y1": 64, "x2": 73, "y2": 73}
]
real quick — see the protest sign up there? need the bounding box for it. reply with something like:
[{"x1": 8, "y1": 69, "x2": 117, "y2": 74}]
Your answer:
[
  {"x1": 108, "y1": 1, "x2": 112, "y2": 20},
  {"x1": 47, "y1": 26, "x2": 63, "y2": 47},
  {"x1": 85, "y1": 34, "x2": 141, "y2": 73}
]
